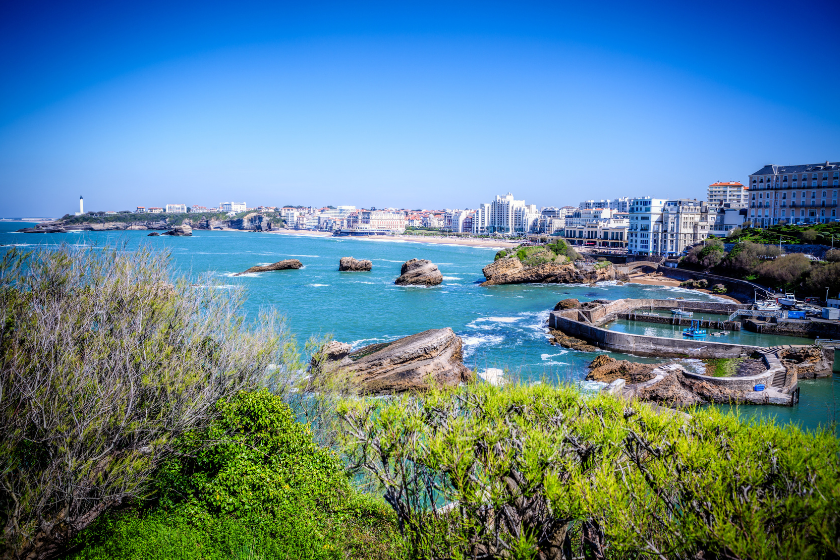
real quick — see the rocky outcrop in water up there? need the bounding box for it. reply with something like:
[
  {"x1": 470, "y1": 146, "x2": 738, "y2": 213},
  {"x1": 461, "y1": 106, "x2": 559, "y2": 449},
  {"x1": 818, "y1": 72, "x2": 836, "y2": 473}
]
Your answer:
[
  {"x1": 162, "y1": 224, "x2": 192, "y2": 236},
  {"x1": 339, "y1": 257, "x2": 372, "y2": 271},
  {"x1": 395, "y1": 259, "x2": 443, "y2": 286},
  {"x1": 481, "y1": 258, "x2": 614, "y2": 286},
  {"x1": 147, "y1": 232, "x2": 160, "y2": 237},
  {"x1": 586, "y1": 355, "x2": 657, "y2": 384},
  {"x1": 235, "y1": 259, "x2": 303, "y2": 275},
  {"x1": 308, "y1": 328, "x2": 473, "y2": 395}
]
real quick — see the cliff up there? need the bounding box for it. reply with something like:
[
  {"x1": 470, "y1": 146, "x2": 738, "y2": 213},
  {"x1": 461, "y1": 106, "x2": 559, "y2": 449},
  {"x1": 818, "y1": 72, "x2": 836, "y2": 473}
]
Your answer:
[{"x1": 481, "y1": 257, "x2": 614, "y2": 286}]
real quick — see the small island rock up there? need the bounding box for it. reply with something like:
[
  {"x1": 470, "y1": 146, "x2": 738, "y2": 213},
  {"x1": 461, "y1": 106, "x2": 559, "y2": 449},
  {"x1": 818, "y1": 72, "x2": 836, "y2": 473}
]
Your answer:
[
  {"x1": 147, "y1": 232, "x2": 160, "y2": 237},
  {"x1": 339, "y1": 257, "x2": 372, "y2": 271},
  {"x1": 235, "y1": 259, "x2": 303, "y2": 276},
  {"x1": 162, "y1": 224, "x2": 193, "y2": 236},
  {"x1": 395, "y1": 259, "x2": 443, "y2": 286},
  {"x1": 308, "y1": 328, "x2": 473, "y2": 395}
]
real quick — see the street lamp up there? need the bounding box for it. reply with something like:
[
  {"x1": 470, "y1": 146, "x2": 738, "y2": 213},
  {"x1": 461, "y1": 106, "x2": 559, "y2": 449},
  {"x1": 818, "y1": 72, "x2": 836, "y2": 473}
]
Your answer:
[{"x1": 827, "y1": 287, "x2": 830, "y2": 305}]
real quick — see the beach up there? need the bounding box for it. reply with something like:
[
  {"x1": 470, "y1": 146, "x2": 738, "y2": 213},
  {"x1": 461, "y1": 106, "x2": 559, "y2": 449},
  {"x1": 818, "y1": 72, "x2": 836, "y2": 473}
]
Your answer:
[{"x1": 265, "y1": 228, "x2": 518, "y2": 249}]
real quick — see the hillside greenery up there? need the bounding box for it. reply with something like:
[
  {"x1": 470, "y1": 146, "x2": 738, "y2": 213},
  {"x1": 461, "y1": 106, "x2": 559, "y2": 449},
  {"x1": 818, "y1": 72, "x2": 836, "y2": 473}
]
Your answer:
[
  {"x1": 680, "y1": 237, "x2": 840, "y2": 296},
  {"x1": 339, "y1": 382, "x2": 840, "y2": 560},
  {"x1": 494, "y1": 239, "x2": 580, "y2": 265},
  {"x1": 727, "y1": 223, "x2": 840, "y2": 246},
  {"x1": 56, "y1": 210, "x2": 281, "y2": 226}
]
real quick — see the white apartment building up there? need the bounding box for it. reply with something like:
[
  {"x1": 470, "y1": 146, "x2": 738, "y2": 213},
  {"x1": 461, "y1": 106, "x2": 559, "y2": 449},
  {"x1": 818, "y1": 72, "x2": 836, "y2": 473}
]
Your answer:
[
  {"x1": 748, "y1": 162, "x2": 840, "y2": 227},
  {"x1": 165, "y1": 204, "x2": 187, "y2": 214},
  {"x1": 346, "y1": 210, "x2": 406, "y2": 233},
  {"x1": 580, "y1": 200, "x2": 610, "y2": 210},
  {"x1": 220, "y1": 202, "x2": 247, "y2": 213},
  {"x1": 627, "y1": 198, "x2": 666, "y2": 256},
  {"x1": 135, "y1": 206, "x2": 146, "y2": 213},
  {"x1": 708, "y1": 181, "x2": 748, "y2": 206},
  {"x1": 579, "y1": 198, "x2": 630, "y2": 212},
  {"x1": 710, "y1": 203, "x2": 747, "y2": 237},
  {"x1": 472, "y1": 193, "x2": 539, "y2": 235},
  {"x1": 147, "y1": 207, "x2": 164, "y2": 214},
  {"x1": 444, "y1": 210, "x2": 471, "y2": 233}
]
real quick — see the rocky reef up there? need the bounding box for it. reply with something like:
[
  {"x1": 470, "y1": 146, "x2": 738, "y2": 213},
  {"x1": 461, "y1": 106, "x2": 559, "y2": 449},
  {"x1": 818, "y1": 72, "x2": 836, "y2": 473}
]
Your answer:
[
  {"x1": 308, "y1": 328, "x2": 473, "y2": 395},
  {"x1": 339, "y1": 257, "x2": 372, "y2": 271},
  {"x1": 162, "y1": 224, "x2": 192, "y2": 236},
  {"x1": 235, "y1": 259, "x2": 303, "y2": 275},
  {"x1": 481, "y1": 257, "x2": 614, "y2": 286},
  {"x1": 586, "y1": 355, "x2": 656, "y2": 384},
  {"x1": 395, "y1": 259, "x2": 443, "y2": 286}
]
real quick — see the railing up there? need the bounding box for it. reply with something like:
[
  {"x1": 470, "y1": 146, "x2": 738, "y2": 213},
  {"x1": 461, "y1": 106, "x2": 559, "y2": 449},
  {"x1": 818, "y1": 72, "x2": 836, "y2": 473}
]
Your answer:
[
  {"x1": 815, "y1": 339, "x2": 840, "y2": 347},
  {"x1": 728, "y1": 309, "x2": 786, "y2": 321}
]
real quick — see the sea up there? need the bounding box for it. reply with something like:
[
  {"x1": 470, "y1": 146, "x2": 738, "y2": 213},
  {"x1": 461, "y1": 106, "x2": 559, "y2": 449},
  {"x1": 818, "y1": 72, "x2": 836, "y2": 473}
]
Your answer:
[{"x1": 2, "y1": 222, "x2": 837, "y2": 434}]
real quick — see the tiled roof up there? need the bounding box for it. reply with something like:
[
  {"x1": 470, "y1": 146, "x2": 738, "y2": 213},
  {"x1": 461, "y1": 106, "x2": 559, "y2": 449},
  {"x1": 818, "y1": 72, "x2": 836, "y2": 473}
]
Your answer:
[
  {"x1": 752, "y1": 162, "x2": 840, "y2": 175},
  {"x1": 709, "y1": 181, "x2": 744, "y2": 186}
]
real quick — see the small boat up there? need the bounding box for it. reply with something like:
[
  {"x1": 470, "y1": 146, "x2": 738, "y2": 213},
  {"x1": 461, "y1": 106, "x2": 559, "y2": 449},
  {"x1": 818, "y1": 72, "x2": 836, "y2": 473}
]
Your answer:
[
  {"x1": 755, "y1": 300, "x2": 781, "y2": 311},
  {"x1": 671, "y1": 309, "x2": 693, "y2": 317},
  {"x1": 683, "y1": 320, "x2": 707, "y2": 338},
  {"x1": 779, "y1": 293, "x2": 797, "y2": 307}
]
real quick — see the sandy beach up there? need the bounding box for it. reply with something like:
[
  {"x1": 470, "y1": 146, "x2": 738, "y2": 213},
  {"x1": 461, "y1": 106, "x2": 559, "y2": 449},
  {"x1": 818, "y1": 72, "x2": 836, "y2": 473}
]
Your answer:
[{"x1": 264, "y1": 228, "x2": 518, "y2": 249}]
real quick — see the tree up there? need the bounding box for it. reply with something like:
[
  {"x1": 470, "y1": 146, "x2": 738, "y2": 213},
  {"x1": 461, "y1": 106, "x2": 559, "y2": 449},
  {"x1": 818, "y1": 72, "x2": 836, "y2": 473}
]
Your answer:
[
  {"x1": 756, "y1": 253, "x2": 812, "y2": 290},
  {"x1": 825, "y1": 249, "x2": 840, "y2": 263},
  {"x1": 802, "y1": 229, "x2": 819, "y2": 242},
  {"x1": 0, "y1": 245, "x2": 297, "y2": 560},
  {"x1": 726, "y1": 227, "x2": 742, "y2": 238}
]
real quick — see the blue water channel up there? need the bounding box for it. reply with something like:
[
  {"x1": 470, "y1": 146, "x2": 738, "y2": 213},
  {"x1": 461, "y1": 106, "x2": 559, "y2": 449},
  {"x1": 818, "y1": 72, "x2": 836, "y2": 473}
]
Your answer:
[{"x1": 1, "y1": 222, "x2": 836, "y2": 434}]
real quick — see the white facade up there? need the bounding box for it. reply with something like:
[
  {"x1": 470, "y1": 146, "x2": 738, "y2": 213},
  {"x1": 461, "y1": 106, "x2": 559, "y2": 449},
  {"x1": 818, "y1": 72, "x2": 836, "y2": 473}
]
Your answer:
[
  {"x1": 165, "y1": 204, "x2": 187, "y2": 214},
  {"x1": 710, "y1": 203, "x2": 747, "y2": 237},
  {"x1": 564, "y1": 217, "x2": 628, "y2": 249},
  {"x1": 708, "y1": 182, "x2": 748, "y2": 206},
  {"x1": 471, "y1": 193, "x2": 538, "y2": 235},
  {"x1": 627, "y1": 198, "x2": 666, "y2": 256},
  {"x1": 147, "y1": 207, "x2": 164, "y2": 214},
  {"x1": 220, "y1": 202, "x2": 247, "y2": 213},
  {"x1": 565, "y1": 208, "x2": 615, "y2": 228},
  {"x1": 444, "y1": 210, "x2": 471, "y2": 233},
  {"x1": 76, "y1": 196, "x2": 84, "y2": 216}
]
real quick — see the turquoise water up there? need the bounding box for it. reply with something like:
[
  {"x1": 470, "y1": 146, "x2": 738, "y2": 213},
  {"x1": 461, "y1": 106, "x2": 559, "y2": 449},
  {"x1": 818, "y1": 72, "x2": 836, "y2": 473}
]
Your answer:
[
  {"x1": 604, "y1": 318, "x2": 816, "y2": 347},
  {"x1": 2, "y1": 222, "x2": 837, "y2": 434}
]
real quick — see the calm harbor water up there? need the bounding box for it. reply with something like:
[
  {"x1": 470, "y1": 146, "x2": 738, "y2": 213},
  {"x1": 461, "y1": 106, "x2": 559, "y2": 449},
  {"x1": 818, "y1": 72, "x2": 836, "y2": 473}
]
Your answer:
[
  {"x1": 604, "y1": 318, "x2": 816, "y2": 347},
  {"x1": 2, "y1": 222, "x2": 837, "y2": 434}
]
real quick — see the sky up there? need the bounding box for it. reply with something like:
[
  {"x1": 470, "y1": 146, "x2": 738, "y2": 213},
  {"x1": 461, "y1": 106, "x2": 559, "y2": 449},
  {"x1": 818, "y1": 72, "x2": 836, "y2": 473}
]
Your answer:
[{"x1": 1, "y1": 0, "x2": 838, "y2": 217}]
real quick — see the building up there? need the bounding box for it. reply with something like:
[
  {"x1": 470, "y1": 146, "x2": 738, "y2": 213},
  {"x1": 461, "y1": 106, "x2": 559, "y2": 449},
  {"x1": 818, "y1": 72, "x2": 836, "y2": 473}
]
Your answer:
[
  {"x1": 165, "y1": 204, "x2": 187, "y2": 214},
  {"x1": 537, "y1": 207, "x2": 572, "y2": 235},
  {"x1": 579, "y1": 200, "x2": 610, "y2": 210},
  {"x1": 564, "y1": 216, "x2": 628, "y2": 249},
  {"x1": 710, "y1": 203, "x2": 747, "y2": 237},
  {"x1": 708, "y1": 181, "x2": 748, "y2": 206},
  {"x1": 564, "y1": 208, "x2": 615, "y2": 228},
  {"x1": 472, "y1": 193, "x2": 539, "y2": 235},
  {"x1": 345, "y1": 210, "x2": 406, "y2": 234},
  {"x1": 627, "y1": 198, "x2": 666, "y2": 256},
  {"x1": 220, "y1": 202, "x2": 247, "y2": 213},
  {"x1": 188, "y1": 205, "x2": 210, "y2": 213},
  {"x1": 135, "y1": 206, "x2": 146, "y2": 213},
  {"x1": 147, "y1": 207, "x2": 164, "y2": 214},
  {"x1": 75, "y1": 196, "x2": 84, "y2": 216},
  {"x1": 748, "y1": 162, "x2": 840, "y2": 227}
]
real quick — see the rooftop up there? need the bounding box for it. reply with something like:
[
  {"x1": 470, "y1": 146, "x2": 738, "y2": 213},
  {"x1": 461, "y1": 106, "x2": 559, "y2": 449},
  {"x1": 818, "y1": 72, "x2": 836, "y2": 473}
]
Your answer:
[{"x1": 752, "y1": 162, "x2": 840, "y2": 176}]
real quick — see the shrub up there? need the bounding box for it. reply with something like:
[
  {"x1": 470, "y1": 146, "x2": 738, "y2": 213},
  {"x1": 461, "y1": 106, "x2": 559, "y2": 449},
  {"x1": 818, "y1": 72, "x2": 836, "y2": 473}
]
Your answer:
[
  {"x1": 727, "y1": 227, "x2": 742, "y2": 238},
  {"x1": 826, "y1": 249, "x2": 840, "y2": 262},
  {"x1": 338, "y1": 384, "x2": 840, "y2": 559},
  {"x1": 756, "y1": 253, "x2": 812, "y2": 290},
  {"x1": 0, "y1": 245, "x2": 298, "y2": 560},
  {"x1": 712, "y1": 283, "x2": 727, "y2": 293},
  {"x1": 70, "y1": 391, "x2": 405, "y2": 560},
  {"x1": 802, "y1": 229, "x2": 819, "y2": 242}
]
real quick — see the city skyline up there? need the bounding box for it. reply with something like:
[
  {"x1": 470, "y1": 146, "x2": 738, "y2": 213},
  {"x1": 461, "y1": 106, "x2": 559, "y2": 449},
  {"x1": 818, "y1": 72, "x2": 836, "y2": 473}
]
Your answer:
[{"x1": 1, "y1": 0, "x2": 838, "y2": 217}]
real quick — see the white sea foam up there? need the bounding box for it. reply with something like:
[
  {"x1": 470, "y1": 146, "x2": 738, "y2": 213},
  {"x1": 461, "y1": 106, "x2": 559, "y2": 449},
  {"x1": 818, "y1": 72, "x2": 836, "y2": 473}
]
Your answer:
[
  {"x1": 220, "y1": 271, "x2": 258, "y2": 278},
  {"x1": 441, "y1": 276, "x2": 462, "y2": 280},
  {"x1": 308, "y1": 284, "x2": 329, "y2": 287},
  {"x1": 478, "y1": 368, "x2": 506, "y2": 386},
  {"x1": 460, "y1": 334, "x2": 505, "y2": 356},
  {"x1": 540, "y1": 351, "x2": 568, "y2": 361}
]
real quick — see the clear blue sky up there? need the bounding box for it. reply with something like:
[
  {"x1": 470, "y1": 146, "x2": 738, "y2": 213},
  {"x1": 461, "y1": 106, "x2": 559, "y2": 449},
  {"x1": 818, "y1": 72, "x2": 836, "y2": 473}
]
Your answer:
[{"x1": 1, "y1": 0, "x2": 838, "y2": 217}]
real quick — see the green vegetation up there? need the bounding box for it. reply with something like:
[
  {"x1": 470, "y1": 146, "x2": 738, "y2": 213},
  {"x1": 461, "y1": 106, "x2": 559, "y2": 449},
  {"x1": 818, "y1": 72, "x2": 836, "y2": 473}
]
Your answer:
[
  {"x1": 705, "y1": 357, "x2": 742, "y2": 377},
  {"x1": 339, "y1": 382, "x2": 840, "y2": 559},
  {"x1": 494, "y1": 239, "x2": 580, "y2": 265},
  {"x1": 727, "y1": 223, "x2": 840, "y2": 246},
  {"x1": 69, "y1": 391, "x2": 405, "y2": 560},
  {"x1": 57, "y1": 210, "x2": 282, "y2": 227}
]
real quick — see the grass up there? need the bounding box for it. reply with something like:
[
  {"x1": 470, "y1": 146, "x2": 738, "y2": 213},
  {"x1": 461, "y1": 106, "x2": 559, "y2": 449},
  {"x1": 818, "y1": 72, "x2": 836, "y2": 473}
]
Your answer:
[{"x1": 704, "y1": 357, "x2": 743, "y2": 377}]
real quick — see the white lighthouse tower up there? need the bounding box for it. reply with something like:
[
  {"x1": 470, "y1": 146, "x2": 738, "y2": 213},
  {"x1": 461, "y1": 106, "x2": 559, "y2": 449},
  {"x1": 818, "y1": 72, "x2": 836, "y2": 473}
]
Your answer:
[{"x1": 76, "y1": 196, "x2": 84, "y2": 216}]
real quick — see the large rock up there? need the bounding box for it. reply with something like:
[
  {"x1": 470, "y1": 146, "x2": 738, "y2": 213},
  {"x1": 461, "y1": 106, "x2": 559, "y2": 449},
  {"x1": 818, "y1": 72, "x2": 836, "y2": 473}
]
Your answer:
[
  {"x1": 554, "y1": 298, "x2": 580, "y2": 310},
  {"x1": 162, "y1": 224, "x2": 192, "y2": 236},
  {"x1": 481, "y1": 259, "x2": 614, "y2": 286},
  {"x1": 308, "y1": 328, "x2": 473, "y2": 395},
  {"x1": 235, "y1": 259, "x2": 303, "y2": 275},
  {"x1": 339, "y1": 257, "x2": 372, "y2": 271},
  {"x1": 586, "y1": 355, "x2": 657, "y2": 384},
  {"x1": 395, "y1": 259, "x2": 443, "y2": 286}
]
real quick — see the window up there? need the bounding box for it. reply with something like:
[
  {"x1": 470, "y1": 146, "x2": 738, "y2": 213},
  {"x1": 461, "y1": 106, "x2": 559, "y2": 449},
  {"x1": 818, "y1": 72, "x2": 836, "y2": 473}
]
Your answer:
[{"x1": 792, "y1": 191, "x2": 797, "y2": 198}]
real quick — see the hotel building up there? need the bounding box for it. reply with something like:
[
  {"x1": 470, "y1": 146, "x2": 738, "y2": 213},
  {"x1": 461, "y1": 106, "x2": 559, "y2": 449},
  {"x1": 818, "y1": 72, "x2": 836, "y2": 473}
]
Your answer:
[
  {"x1": 748, "y1": 162, "x2": 840, "y2": 227},
  {"x1": 708, "y1": 181, "x2": 748, "y2": 206}
]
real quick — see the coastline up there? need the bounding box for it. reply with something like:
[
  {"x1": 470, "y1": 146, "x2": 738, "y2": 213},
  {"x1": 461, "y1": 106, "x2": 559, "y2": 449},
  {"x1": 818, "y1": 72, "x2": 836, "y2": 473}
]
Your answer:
[
  {"x1": 264, "y1": 228, "x2": 518, "y2": 249},
  {"x1": 627, "y1": 274, "x2": 741, "y2": 303}
]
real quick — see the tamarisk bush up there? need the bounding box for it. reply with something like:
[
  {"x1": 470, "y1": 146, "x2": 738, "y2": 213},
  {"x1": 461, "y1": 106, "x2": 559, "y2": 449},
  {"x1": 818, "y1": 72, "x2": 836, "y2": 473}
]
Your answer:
[
  {"x1": 0, "y1": 245, "x2": 298, "y2": 560},
  {"x1": 338, "y1": 383, "x2": 840, "y2": 559}
]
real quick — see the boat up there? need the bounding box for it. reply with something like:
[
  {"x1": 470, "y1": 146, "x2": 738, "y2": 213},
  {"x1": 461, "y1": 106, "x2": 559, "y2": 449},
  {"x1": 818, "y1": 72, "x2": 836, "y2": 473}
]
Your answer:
[
  {"x1": 778, "y1": 292, "x2": 797, "y2": 307},
  {"x1": 683, "y1": 320, "x2": 707, "y2": 338},
  {"x1": 671, "y1": 309, "x2": 693, "y2": 317},
  {"x1": 755, "y1": 300, "x2": 782, "y2": 312}
]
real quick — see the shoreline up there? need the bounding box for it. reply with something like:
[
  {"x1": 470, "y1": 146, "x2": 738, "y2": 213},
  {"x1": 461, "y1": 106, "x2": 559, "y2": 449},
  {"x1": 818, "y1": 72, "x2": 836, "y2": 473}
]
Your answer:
[
  {"x1": 263, "y1": 228, "x2": 518, "y2": 249},
  {"x1": 627, "y1": 274, "x2": 741, "y2": 303}
]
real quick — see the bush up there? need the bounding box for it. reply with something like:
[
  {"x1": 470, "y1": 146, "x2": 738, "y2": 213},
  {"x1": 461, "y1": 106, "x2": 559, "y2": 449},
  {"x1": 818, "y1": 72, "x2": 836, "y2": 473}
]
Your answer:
[
  {"x1": 0, "y1": 245, "x2": 297, "y2": 560},
  {"x1": 70, "y1": 391, "x2": 405, "y2": 560},
  {"x1": 756, "y1": 253, "x2": 812, "y2": 290},
  {"x1": 726, "y1": 227, "x2": 742, "y2": 238},
  {"x1": 712, "y1": 283, "x2": 727, "y2": 293},
  {"x1": 339, "y1": 384, "x2": 840, "y2": 559},
  {"x1": 722, "y1": 242, "x2": 782, "y2": 276},
  {"x1": 802, "y1": 229, "x2": 819, "y2": 242},
  {"x1": 682, "y1": 238, "x2": 724, "y2": 270},
  {"x1": 826, "y1": 249, "x2": 840, "y2": 262}
]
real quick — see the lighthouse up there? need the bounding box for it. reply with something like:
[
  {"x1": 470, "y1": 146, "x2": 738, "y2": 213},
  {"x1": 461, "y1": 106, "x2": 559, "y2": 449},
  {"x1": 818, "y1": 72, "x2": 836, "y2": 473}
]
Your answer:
[{"x1": 76, "y1": 196, "x2": 84, "y2": 216}]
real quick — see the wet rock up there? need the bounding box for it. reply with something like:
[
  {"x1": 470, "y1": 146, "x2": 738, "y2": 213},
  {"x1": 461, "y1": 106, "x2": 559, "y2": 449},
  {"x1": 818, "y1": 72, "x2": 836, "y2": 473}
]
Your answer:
[
  {"x1": 339, "y1": 257, "x2": 373, "y2": 271},
  {"x1": 548, "y1": 329, "x2": 599, "y2": 352},
  {"x1": 162, "y1": 224, "x2": 192, "y2": 236},
  {"x1": 778, "y1": 346, "x2": 832, "y2": 379},
  {"x1": 235, "y1": 259, "x2": 303, "y2": 275},
  {"x1": 308, "y1": 328, "x2": 473, "y2": 395},
  {"x1": 586, "y1": 355, "x2": 657, "y2": 384},
  {"x1": 395, "y1": 259, "x2": 442, "y2": 286},
  {"x1": 554, "y1": 298, "x2": 580, "y2": 310},
  {"x1": 147, "y1": 232, "x2": 160, "y2": 237}
]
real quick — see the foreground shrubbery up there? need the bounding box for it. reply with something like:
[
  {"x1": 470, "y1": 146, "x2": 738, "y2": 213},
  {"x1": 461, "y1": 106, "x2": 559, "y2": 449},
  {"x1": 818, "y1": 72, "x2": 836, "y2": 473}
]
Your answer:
[
  {"x1": 339, "y1": 383, "x2": 840, "y2": 559},
  {"x1": 68, "y1": 391, "x2": 405, "y2": 560}
]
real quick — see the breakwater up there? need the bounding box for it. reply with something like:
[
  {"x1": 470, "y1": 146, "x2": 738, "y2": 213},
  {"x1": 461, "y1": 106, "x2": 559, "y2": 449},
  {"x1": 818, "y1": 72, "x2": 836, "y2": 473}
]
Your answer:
[{"x1": 619, "y1": 312, "x2": 741, "y2": 331}]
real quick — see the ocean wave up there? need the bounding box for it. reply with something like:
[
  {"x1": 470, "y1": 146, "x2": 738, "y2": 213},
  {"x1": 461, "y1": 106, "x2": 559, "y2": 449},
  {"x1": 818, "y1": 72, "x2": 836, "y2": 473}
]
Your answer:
[
  {"x1": 441, "y1": 276, "x2": 462, "y2": 280},
  {"x1": 460, "y1": 334, "x2": 505, "y2": 357},
  {"x1": 308, "y1": 284, "x2": 329, "y2": 287},
  {"x1": 220, "y1": 271, "x2": 258, "y2": 278},
  {"x1": 540, "y1": 351, "x2": 568, "y2": 360},
  {"x1": 285, "y1": 254, "x2": 320, "y2": 257}
]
